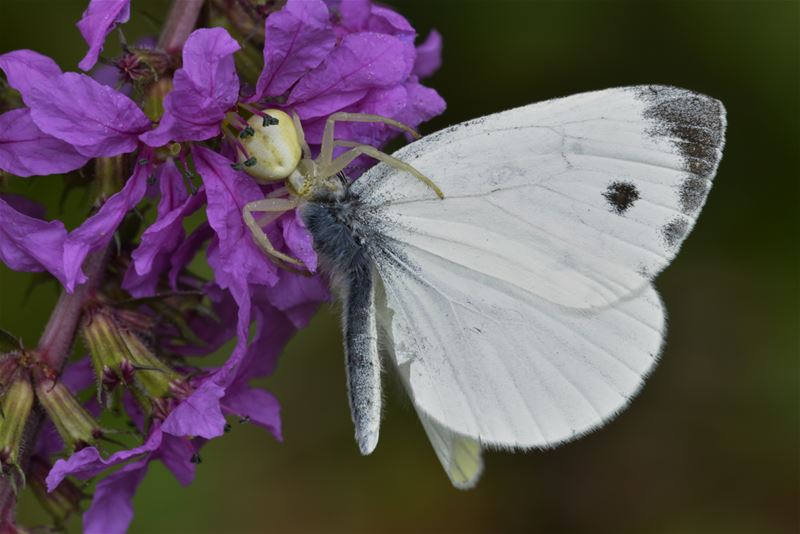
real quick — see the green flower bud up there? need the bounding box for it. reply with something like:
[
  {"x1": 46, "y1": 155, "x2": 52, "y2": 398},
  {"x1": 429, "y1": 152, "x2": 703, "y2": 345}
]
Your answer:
[
  {"x1": 82, "y1": 306, "x2": 182, "y2": 406},
  {"x1": 0, "y1": 374, "x2": 34, "y2": 470},
  {"x1": 34, "y1": 373, "x2": 103, "y2": 452}
]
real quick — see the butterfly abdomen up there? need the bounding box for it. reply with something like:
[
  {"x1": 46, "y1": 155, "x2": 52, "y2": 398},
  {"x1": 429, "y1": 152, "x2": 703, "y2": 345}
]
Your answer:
[{"x1": 301, "y1": 193, "x2": 382, "y2": 455}]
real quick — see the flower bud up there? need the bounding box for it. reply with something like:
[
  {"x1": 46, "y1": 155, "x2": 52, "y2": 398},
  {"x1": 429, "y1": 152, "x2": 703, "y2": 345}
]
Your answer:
[
  {"x1": 82, "y1": 306, "x2": 127, "y2": 398},
  {"x1": 0, "y1": 374, "x2": 34, "y2": 469},
  {"x1": 82, "y1": 306, "x2": 182, "y2": 403},
  {"x1": 117, "y1": 48, "x2": 173, "y2": 86},
  {"x1": 121, "y1": 330, "x2": 180, "y2": 399},
  {"x1": 35, "y1": 373, "x2": 103, "y2": 452},
  {"x1": 239, "y1": 109, "x2": 302, "y2": 183}
]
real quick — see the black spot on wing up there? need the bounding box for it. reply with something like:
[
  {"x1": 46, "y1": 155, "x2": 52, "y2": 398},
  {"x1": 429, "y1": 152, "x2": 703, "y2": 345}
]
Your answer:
[
  {"x1": 661, "y1": 217, "x2": 690, "y2": 248},
  {"x1": 635, "y1": 85, "x2": 725, "y2": 180},
  {"x1": 602, "y1": 181, "x2": 640, "y2": 215}
]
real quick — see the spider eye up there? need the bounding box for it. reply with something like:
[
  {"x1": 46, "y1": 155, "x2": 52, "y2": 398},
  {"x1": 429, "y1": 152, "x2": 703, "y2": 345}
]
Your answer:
[{"x1": 239, "y1": 109, "x2": 302, "y2": 183}]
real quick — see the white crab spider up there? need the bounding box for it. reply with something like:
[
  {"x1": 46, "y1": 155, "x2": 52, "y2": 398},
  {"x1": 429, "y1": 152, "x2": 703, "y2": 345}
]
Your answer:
[{"x1": 238, "y1": 109, "x2": 443, "y2": 269}]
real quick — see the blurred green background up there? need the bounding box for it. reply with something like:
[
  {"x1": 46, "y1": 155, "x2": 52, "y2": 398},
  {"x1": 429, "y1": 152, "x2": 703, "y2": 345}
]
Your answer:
[{"x1": 1, "y1": 0, "x2": 798, "y2": 532}]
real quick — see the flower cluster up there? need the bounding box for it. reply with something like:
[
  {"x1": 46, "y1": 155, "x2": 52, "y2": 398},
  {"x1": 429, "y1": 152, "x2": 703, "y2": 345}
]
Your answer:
[{"x1": 0, "y1": 0, "x2": 443, "y2": 532}]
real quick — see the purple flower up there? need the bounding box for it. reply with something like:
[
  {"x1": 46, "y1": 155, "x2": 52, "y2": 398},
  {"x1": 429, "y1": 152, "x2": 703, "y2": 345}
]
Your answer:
[
  {"x1": 76, "y1": 0, "x2": 131, "y2": 71},
  {"x1": 140, "y1": 28, "x2": 241, "y2": 147},
  {"x1": 0, "y1": 50, "x2": 150, "y2": 163},
  {"x1": 1, "y1": 1, "x2": 447, "y2": 531}
]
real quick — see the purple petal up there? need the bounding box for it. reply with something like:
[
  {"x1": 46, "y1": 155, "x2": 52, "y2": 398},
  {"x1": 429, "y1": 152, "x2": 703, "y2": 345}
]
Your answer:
[
  {"x1": 227, "y1": 294, "x2": 293, "y2": 382},
  {"x1": 291, "y1": 89, "x2": 369, "y2": 121},
  {"x1": 160, "y1": 380, "x2": 227, "y2": 439},
  {"x1": 27, "y1": 72, "x2": 150, "y2": 158},
  {"x1": 222, "y1": 387, "x2": 281, "y2": 440},
  {"x1": 367, "y1": 5, "x2": 415, "y2": 38},
  {"x1": 336, "y1": 84, "x2": 408, "y2": 146},
  {"x1": 210, "y1": 277, "x2": 252, "y2": 388},
  {"x1": 251, "y1": 0, "x2": 335, "y2": 101},
  {"x1": 140, "y1": 28, "x2": 240, "y2": 147},
  {"x1": 194, "y1": 146, "x2": 285, "y2": 390},
  {"x1": 76, "y1": 0, "x2": 131, "y2": 71},
  {"x1": 193, "y1": 146, "x2": 278, "y2": 290},
  {"x1": 288, "y1": 32, "x2": 413, "y2": 119},
  {"x1": 0, "y1": 50, "x2": 62, "y2": 102},
  {"x1": 63, "y1": 159, "x2": 150, "y2": 291},
  {"x1": 168, "y1": 222, "x2": 213, "y2": 290},
  {"x1": 395, "y1": 79, "x2": 446, "y2": 130},
  {"x1": 337, "y1": 0, "x2": 371, "y2": 32},
  {"x1": 262, "y1": 270, "x2": 329, "y2": 330},
  {"x1": 281, "y1": 209, "x2": 317, "y2": 271},
  {"x1": 61, "y1": 357, "x2": 95, "y2": 393},
  {"x1": 123, "y1": 162, "x2": 204, "y2": 297},
  {"x1": 46, "y1": 430, "x2": 163, "y2": 490},
  {"x1": 82, "y1": 458, "x2": 148, "y2": 534},
  {"x1": 413, "y1": 30, "x2": 442, "y2": 79},
  {"x1": 0, "y1": 109, "x2": 90, "y2": 176},
  {"x1": 155, "y1": 434, "x2": 196, "y2": 486},
  {"x1": 0, "y1": 195, "x2": 69, "y2": 285},
  {"x1": 91, "y1": 62, "x2": 131, "y2": 95}
]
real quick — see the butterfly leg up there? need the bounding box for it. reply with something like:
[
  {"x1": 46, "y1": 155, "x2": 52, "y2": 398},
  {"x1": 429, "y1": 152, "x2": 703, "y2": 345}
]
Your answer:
[
  {"x1": 242, "y1": 197, "x2": 305, "y2": 268},
  {"x1": 317, "y1": 112, "x2": 420, "y2": 170}
]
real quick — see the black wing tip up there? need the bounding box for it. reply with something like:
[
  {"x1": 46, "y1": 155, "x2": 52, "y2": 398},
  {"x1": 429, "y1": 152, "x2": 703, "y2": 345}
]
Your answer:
[{"x1": 631, "y1": 85, "x2": 727, "y2": 181}]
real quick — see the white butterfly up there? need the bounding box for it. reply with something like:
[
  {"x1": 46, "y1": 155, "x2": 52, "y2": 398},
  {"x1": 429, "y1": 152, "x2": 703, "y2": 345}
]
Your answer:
[{"x1": 296, "y1": 85, "x2": 726, "y2": 488}]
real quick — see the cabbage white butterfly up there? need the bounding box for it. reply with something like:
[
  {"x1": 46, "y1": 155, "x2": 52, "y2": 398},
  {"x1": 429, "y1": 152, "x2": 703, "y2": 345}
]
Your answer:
[{"x1": 300, "y1": 85, "x2": 726, "y2": 488}]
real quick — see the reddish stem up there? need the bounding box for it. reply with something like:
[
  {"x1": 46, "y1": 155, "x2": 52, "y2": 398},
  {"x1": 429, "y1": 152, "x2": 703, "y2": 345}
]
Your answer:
[{"x1": 158, "y1": 0, "x2": 205, "y2": 53}]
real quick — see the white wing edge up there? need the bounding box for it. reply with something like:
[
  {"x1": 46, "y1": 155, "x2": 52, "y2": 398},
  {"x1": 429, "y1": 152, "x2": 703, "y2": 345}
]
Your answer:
[{"x1": 417, "y1": 409, "x2": 484, "y2": 490}]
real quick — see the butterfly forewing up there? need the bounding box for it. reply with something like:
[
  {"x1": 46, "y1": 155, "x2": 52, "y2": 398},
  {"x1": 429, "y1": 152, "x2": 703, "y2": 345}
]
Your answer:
[{"x1": 354, "y1": 85, "x2": 725, "y2": 310}]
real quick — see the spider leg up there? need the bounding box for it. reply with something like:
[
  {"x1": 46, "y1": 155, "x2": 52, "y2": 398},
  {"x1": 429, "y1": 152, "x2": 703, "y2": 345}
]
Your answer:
[
  {"x1": 322, "y1": 140, "x2": 444, "y2": 199},
  {"x1": 290, "y1": 111, "x2": 311, "y2": 160},
  {"x1": 242, "y1": 197, "x2": 305, "y2": 268},
  {"x1": 319, "y1": 112, "x2": 420, "y2": 170},
  {"x1": 267, "y1": 186, "x2": 289, "y2": 198}
]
